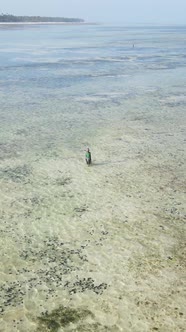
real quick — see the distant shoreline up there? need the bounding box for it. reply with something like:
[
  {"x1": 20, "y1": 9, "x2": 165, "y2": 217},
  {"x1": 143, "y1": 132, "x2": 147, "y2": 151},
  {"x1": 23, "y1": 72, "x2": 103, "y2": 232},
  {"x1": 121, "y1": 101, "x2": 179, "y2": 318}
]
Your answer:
[{"x1": 0, "y1": 22, "x2": 98, "y2": 26}]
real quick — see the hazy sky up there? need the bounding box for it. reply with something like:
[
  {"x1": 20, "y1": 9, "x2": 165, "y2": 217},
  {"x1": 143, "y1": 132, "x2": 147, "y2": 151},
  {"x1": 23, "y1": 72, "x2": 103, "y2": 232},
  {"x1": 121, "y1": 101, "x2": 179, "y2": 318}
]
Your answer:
[{"x1": 1, "y1": 0, "x2": 186, "y2": 24}]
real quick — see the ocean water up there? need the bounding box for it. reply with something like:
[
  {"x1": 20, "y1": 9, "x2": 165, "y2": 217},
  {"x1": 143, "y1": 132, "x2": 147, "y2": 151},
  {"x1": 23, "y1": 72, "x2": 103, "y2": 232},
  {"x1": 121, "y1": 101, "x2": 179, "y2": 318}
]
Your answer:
[{"x1": 0, "y1": 24, "x2": 186, "y2": 332}]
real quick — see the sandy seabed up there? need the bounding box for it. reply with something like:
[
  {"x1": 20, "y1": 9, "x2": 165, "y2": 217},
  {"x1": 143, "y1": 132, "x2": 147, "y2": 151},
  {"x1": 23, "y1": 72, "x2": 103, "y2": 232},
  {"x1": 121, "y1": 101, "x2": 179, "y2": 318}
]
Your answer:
[{"x1": 0, "y1": 89, "x2": 185, "y2": 332}]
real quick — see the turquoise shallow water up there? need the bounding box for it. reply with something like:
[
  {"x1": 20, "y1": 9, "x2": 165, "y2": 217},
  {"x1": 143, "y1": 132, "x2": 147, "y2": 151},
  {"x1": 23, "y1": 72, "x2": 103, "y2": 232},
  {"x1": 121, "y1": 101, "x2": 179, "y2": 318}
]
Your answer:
[{"x1": 0, "y1": 24, "x2": 186, "y2": 331}]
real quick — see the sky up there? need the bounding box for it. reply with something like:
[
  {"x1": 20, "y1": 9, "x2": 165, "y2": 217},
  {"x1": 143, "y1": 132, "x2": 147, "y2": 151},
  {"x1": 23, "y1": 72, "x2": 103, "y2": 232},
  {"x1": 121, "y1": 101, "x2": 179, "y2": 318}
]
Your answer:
[{"x1": 0, "y1": 0, "x2": 186, "y2": 24}]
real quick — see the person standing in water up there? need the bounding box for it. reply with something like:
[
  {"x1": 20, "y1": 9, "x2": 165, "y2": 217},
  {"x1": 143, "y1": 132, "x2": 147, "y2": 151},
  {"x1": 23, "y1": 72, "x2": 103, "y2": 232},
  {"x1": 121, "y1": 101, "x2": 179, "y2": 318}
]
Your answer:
[{"x1": 85, "y1": 148, "x2": 91, "y2": 165}]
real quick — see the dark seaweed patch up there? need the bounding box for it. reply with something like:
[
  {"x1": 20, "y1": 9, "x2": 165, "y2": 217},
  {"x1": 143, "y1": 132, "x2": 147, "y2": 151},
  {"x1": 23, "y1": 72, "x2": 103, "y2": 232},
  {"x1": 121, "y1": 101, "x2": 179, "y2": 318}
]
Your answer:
[
  {"x1": 0, "y1": 164, "x2": 31, "y2": 182},
  {"x1": 0, "y1": 237, "x2": 108, "y2": 315},
  {"x1": 69, "y1": 278, "x2": 107, "y2": 295},
  {"x1": 74, "y1": 206, "x2": 88, "y2": 216},
  {"x1": 55, "y1": 177, "x2": 71, "y2": 186},
  {"x1": 0, "y1": 142, "x2": 19, "y2": 160},
  {"x1": 36, "y1": 306, "x2": 116, "y2": 332},
  {"x1": 36, "y1": 306, "x2": 92, "y2": 331}
]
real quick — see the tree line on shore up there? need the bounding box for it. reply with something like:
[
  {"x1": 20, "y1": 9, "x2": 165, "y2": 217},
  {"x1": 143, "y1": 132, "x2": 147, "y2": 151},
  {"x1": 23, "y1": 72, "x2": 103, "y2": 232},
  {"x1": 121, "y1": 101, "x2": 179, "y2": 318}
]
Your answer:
[{"x1": 0, "y1": 14, "x2": 84, "y2": 23}]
